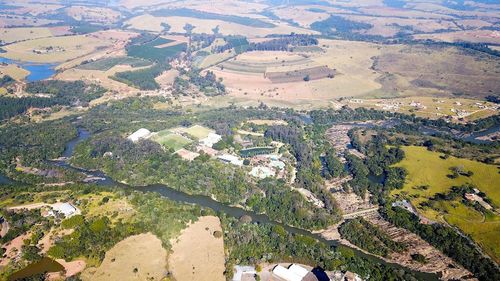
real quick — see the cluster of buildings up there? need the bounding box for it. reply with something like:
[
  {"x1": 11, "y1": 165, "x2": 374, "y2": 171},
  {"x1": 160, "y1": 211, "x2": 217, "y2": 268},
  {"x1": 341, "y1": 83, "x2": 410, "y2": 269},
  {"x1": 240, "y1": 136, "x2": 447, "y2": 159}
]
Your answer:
[
  {"x1": 464, "y1": 188, "x2": 494, "y2": 211},
  {"x1": 248, "y1": 153, "x2": 286, "y2": 179},
  {"x1": 127, "y1": 124, "x2": 292, "y2": 181}
]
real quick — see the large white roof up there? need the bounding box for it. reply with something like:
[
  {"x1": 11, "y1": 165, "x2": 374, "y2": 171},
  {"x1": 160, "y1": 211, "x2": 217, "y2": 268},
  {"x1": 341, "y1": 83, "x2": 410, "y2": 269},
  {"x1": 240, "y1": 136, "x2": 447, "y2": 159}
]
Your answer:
[
  {"x1": 273, "y1": 265, "x2": 306, "y2": 281},
  {"x1": 127, "y1": 128, "x2": 152, "y2": 142},
  {"x1": 289, "y1": 264, "x2": 309, "y2": 278}
]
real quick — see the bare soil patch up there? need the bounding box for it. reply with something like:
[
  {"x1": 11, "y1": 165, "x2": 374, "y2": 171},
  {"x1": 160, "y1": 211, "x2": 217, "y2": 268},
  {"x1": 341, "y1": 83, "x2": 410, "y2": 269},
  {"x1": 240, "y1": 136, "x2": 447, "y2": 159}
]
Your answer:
[{"x1": 169, "y1": 216, "x2": 225, "y2": 281}]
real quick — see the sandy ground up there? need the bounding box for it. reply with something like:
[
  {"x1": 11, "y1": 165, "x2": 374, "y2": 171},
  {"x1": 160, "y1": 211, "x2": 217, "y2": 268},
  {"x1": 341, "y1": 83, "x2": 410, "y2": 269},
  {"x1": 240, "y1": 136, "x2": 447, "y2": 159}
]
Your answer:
[
  {"x1": 47, "y1": 259, "x2": 86, "y2": 280},
  {"x1": 0, "y1": 232, "x2": 31, "y2": 266},
  {"x1": 81, "y1": 233, "x2": 167, "y2": 281},
  {"x1": 169, "y1": 216, "x2": 225, "y2": 281}
]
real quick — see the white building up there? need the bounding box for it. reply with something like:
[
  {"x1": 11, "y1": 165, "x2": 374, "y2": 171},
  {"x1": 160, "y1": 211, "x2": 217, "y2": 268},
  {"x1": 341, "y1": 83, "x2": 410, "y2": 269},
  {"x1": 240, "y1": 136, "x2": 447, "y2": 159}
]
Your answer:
[
  {"x1": 127, "y1": 128, "x2": 152, "y2": 142},
  {"x1": 200, "y1": 132, "x2": 222, "y2": 147},
  {"x1": 272, "y1": 264, "x2": 309, "y2": 281},
  {"x1": 48, "y1": 203, "x2": 80, "y2": 218},
  {"x1": 218, "y1": 154, "x2": 243, "y2": 166},
  {"x1": 232, "y1": 265, "x2": 256, "y2": 281}
]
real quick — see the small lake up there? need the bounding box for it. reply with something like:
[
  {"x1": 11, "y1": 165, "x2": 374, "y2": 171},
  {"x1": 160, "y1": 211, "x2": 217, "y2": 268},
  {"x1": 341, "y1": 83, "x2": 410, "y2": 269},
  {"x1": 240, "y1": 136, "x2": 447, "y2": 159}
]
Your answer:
[{"x1": 0, "y1": 57, "x2": 56, "y2": 82}]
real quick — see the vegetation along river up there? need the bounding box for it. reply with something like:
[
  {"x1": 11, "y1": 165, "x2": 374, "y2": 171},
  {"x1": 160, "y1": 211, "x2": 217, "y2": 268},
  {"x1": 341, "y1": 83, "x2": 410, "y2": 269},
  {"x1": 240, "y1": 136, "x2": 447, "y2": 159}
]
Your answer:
[
  {"x1": 41, "y1": 128, "x2": 439, "y2": 280},
  {"x1": 2, "y1": 121, "x2": 497, "y2": 279}
]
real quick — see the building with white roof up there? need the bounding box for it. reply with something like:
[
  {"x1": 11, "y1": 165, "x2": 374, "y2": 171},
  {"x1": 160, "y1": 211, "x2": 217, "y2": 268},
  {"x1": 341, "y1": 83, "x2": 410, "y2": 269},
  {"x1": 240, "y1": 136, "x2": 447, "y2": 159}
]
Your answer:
[
  {"x1": 232, "y1": 265, "x2": 256, "y2": 281},
  {"x1": 273, "y1": 264, "x2": 309, "y2": 281},
  {"x1": 48, "y1": 202, "x2": 80, "y2": 218},
  {"x1": 218, "y1": 154, "x2": 244, "y2": 166},
  {"x1": 127, "y1": 128, "x2": 152, "y2": 142},
  {"x1": 200, "y1": 132, "x2": 222, "y2": 148}
]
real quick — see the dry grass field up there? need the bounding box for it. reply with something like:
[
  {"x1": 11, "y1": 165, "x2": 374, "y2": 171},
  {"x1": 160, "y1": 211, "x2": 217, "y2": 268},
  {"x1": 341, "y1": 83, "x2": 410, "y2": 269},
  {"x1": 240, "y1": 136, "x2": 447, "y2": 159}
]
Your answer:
[
  {"x1": 0, "y1": 35, "x2": 113, "y2": 63},
  {"x1": 0, "y1": 27, "x2": 55, "y2": 44},
  {"x1": 413, "y1": 29, "x2": 500, "y2": 45},
  {"x1": 168, "y1": 216, "x2": 225, "y2": 281},
  {"x1": 120, "y1": 0, "x2": 267, "y2": 15},
  {"x1": 0, "y1": 14, "x2": 58, "y2": 28},
  {"x1": 209, "y1": 39, "x2": 383, "y2": 108},
  {"x1": 0, "y1": 64, "x2": 30, "y2": 80},
  {"x1": 81, "y1": 233, "x2": 167, "y2": 281},
  {"x1": 348, "y1": 97, "x2": 499, "y2": 121},
  {"x1": 271, "y1": 6, "x2": 330, "y2": 27},
  {"x1": 66, "y1": 6, "x2": 122, "y2": 24},
  {"x1": 373, "y1": 45, "x2": 500, "y2": 99},
  {"x1": 125, "y1": 14, "x2": 316, "y2": 37}
]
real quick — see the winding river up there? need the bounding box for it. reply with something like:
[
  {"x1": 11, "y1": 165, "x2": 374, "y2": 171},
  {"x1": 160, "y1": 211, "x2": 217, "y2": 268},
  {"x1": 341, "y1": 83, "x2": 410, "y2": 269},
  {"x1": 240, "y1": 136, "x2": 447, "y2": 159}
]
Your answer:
[
  {"x1": 2, "y1": 121, "x2": 497, "y2": 279},
  {"x1": 46, "y1": 128, "x2": 437, "y2": 280}
]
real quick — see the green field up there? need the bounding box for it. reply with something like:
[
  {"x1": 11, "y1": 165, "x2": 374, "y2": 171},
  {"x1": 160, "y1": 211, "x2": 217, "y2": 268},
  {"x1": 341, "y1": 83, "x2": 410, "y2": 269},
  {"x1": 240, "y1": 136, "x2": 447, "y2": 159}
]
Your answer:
[
  {"x1": 126, "y1": 37, "x2": 187, "y2": 62},
  {"x1": 77, "y1": 57, "x2": 151, "y2": 71},
  {"x1": 392, "y1": 146, "x2": 500, "y2": 262},
  {"x1": 151, "y1": 130, "x2": 192, "y2": 151},
  {"x1": 181, "y1": 125, "x2": 213, "y2": 139}
]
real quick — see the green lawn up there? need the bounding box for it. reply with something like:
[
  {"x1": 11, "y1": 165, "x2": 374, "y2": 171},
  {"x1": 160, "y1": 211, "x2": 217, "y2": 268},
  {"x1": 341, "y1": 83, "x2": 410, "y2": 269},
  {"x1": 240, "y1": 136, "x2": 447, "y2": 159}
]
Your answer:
[
  {"x1": 151, "y1": 132, "x2": 192, "y2": 151},
  {"x1": 181, "y1": 125, "x2": 213, "y2": 140},
  {"x1": 391, "y1": 146, "x2": 500, "y2": 263}
]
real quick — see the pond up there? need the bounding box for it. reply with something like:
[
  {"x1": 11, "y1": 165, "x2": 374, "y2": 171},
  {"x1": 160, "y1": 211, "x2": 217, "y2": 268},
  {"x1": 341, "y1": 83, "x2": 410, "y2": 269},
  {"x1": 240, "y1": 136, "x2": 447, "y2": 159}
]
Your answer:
[
  {"x1": 0, "y1": 57, "x2": 56, "y2": 82},
  {"x1": 9, "y1": 257, "x2": 64, "y2": 281}
]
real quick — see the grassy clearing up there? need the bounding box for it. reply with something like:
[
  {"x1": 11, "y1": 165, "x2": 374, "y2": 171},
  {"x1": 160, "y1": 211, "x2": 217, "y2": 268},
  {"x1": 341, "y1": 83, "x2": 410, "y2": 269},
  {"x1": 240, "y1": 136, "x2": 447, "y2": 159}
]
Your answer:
[
  {"x1": 151, "y1": 131, "x2": 192, "y2": 151},
  {"x1": 79, "y1": 192, "x2": 136, "y2": 223},
  {"x1": 392, "y1": 146, "x2": 500, "y2": 262},
  {"x1": 392, "y1": 146, "x2": 499, "y2": 206}
]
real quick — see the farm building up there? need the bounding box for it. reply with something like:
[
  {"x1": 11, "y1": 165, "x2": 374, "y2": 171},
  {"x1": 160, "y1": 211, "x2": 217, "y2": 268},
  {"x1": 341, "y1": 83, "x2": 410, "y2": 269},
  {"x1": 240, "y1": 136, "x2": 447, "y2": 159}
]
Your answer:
[
  {"x1": 48, "y1": 202, "x2": 80, "y2": 218},
  {"x1": 272, "y1": 264, "x2": 317, "y2": 281},
  {"x1": 127, "y1": 128, "x2": 152, "y2": 142},
  {"x1": 218, "y1": 154, "x2": 244, "y2": 166},
  {"x1": 200, "y1": 132, "x2": 222, "y2": 147}
]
